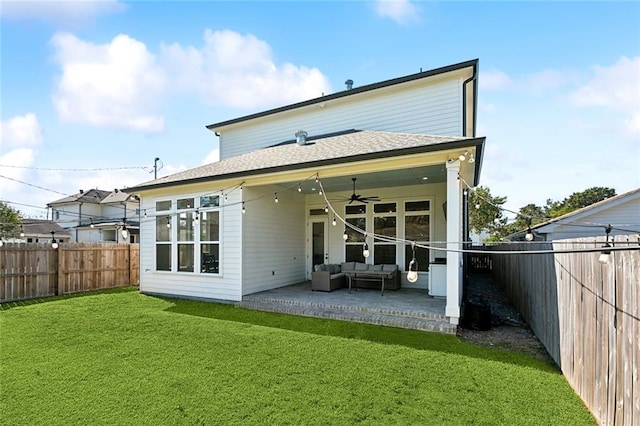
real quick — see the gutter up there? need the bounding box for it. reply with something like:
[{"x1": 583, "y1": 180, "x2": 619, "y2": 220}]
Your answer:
[{"x1": 461, "y1": 60, "x2": 482, "y2": 186}]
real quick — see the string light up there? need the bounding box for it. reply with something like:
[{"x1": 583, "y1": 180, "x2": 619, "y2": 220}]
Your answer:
[
  {"x1": 298, "y1": 184, "x2": 302, "y2": 192},
  {"x1": 50, "y1": 231, "x2": 58, "y2": 249},
  {"x1": 343, "y1": 229, "x2": 348, "y2": 241},
  {"x1": 362, "y1": 242, "x2": 370, "y2": 258},
  {"x1": 525, "y1": 219, "x2": 534, "y2": 242},
  {"x1": 121, "y1": 219, "x2": 130, "y2": 240},
  {"x1": 274, "y1": 193, "x2": 279, "y2": 203},
  {"x1": 324, "y1": 204, "x2": 329, "y2": 213},
  {"x1": 332, "y1": 216, "x2": 337, "y2": 226},
  {"x1": 406, "y1": 242, "x2": 418, "y2": 283},
  {"x1": 242, "y1": 202, "x2": 246, "y2": 214},
  {"x1": 166, "y1": 216, "x2": 171, "y2": 228},
  {"x1": 598, "y1": 225, "x2": 612, "y2": 264}
]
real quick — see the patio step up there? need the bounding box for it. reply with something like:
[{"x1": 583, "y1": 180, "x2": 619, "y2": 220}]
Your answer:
[{"x1": 234, "y1": 299, "x2": 457, "y2": 334}]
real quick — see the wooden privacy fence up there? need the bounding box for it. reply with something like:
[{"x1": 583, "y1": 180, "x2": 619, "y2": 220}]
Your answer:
[
  {"x1": 491, "y1": 236, "x2": 639, "y2": 426},
  {"x1": 0, "y1": 243, "x2": 139, "y2": 303}
]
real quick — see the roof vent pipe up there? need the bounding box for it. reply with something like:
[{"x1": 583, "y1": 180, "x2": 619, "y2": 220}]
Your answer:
[
  {"x1": 79, "y1": 189, "x2": 84, "y2": 194},
  {"x1": 295, "y1": 130, "x2": 308, "y2": 146},
  {"x1": 345, "y1": 79, "x2": 353, "y2": 90}
]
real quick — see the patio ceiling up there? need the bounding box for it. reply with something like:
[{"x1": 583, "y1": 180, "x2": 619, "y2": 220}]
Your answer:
[{"x1": 291, "y1": 164, "x2": 447, "y2": 195}]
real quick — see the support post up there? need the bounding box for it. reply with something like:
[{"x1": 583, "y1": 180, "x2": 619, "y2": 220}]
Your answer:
[{"x1": 445, "y1": 160, "x2": 462, "y2": 324}]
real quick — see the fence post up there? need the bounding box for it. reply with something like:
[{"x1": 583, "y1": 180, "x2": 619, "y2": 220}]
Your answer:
[{"x1": 56, "y1": 245, "x2": 63, "y2": 296}]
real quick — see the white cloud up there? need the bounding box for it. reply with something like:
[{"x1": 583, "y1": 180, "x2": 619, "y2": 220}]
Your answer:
[
  {"x1": 0, "y1": 113, "x2": 43, "y2": 148},
  {"x1": 374, "y1": 0, "x2": 421, "y2": 25},
  {"x1": 522, "y1": 69, "x2": 572, "y2": 92},
  {"x1": 51, "y1": 32, "x2": 166, "y2": 132},
  {"x1": 160, "y1": 29, "x2": 332, "y2": 109},
  {"x1": 0, "y1": 148, "x2": 37, "y2": 193},
  {"x1": 0, "y1": 0, "x2": 126, "y2": 25},
  {"x1": 571, "y1": 56, "x2": 640, "y2": 136},
  {"x1": 479, "y1": 70, "x2": 513, "y2": 91},
  {"x1": 203, "y1": 148, "x2": 220, "y2": 165}
]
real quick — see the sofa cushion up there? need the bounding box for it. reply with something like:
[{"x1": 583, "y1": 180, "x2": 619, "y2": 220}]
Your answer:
[
  {"x1": 370, "y1": 264, "x2": 383, "y2": 271},
  {"x1": 382, "y1": 264, "x2": 398, "y2": 272},
  {"x1": 341, "y1": 262, "x2": 355, "y2": 271},
  {"x1": 329, "y1": 264, "x2": 341, "y2": 274},
  {"x1": 315, "y1": 264, "x2": 329, "y2": 272},
  {"x1": 355, "y1": 262, "x2": 368, "y2": 271}
]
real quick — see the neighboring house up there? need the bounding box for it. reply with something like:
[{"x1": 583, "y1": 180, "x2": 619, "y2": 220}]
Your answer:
[
  {"x1": 505, "y1": 188, "x2": 640, "y2": 241},
  {"x1": 126, "y1": 59, "x2": 485, "y2": 325},
  {"x1": 47, "y1": 189, "x2": 140, "y2": 243},
  {"x1": 18, "y1": 220, "x2": 71, "y2": 244}
]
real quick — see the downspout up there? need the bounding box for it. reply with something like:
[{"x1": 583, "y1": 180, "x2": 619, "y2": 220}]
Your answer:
[{"x1": 461, "y1": 60, "x2": 478, "y2": 138}]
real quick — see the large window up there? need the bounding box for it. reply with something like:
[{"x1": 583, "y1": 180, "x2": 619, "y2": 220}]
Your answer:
[
  {"x1": 373, "y1": 202, "x2": 397, "y2": 265},
  {"x1": 404, "y1": 200, "x2": 430, "y2": 271},
  {"x1": 344, "y1": 205, "x2": 366, "y2": 263},
  {"x1": 155, "y1": 195, "x2": 221, "y2": 274}
]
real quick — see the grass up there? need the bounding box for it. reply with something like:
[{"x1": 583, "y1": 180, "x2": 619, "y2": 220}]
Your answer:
[{"x1": 1, "y1": 288, "x2": 595, "y2": 425}]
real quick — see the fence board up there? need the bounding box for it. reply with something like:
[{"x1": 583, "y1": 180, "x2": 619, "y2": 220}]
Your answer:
[
  {"x1": 491, "y1": 235, "x2": 639, "y2": 426},
  {"x1": 0, "y1": 242, "x2": 139, "y2": 303}
]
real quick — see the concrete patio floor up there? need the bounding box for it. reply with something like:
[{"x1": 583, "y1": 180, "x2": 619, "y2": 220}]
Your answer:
[{"x1": 235, "y1": 281, "x2": 457, "y2": 334}]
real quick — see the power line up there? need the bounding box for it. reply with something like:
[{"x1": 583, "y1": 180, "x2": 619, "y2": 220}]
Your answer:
[{"x1": 0, "y1": 164, "x2": 150, "y2": 172}]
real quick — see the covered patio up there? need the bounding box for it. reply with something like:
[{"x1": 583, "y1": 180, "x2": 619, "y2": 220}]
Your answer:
[{"x1": 235, "y1": 281, "x2": 456, "y2": 334}]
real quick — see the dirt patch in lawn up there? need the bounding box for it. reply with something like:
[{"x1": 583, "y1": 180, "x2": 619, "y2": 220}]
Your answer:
[{"x1": 457, "y1": 273, "x2": 556, "y2": 366}]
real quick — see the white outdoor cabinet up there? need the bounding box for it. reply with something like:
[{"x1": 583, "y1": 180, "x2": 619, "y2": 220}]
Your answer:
[{"x1": 429, "y1": 263, "x2": 447, "y2": 297}]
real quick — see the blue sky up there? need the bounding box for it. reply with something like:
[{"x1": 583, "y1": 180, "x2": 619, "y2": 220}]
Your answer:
[{"x1": 1, "y1": 0, "x2": 639, "y2": 219}]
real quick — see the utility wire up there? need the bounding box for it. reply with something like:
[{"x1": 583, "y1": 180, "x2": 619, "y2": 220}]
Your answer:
[{"x1": 0, "y1": 164, "x2": 150, "y2": 172}]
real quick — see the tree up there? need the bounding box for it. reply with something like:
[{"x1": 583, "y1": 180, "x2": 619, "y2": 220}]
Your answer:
[
  {"x1": 469, "y1": 186, "x2": 508, "y2": 236},
  {"x1": 0, "y1": 202, "x2": 23, "y2": 240},
  {"x1": 547, "y1": 187, "x2": 616, "y2": 218}
]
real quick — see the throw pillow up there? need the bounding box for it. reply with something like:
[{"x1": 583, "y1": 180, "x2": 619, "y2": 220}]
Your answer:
[{"x1": 355, "y1": 262, "x2": 368, "y2": 271}]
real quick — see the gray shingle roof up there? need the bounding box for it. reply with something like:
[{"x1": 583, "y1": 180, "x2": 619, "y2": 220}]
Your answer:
[
  {"x1": 22, "y1": 220, "x2": 71, "y2": 236},
  {"x1": 48, "y1": 189, "x2": 111, "y2": 206},
  {"x1": 127, "y1": 130, "x2": 483, "y2": 192}
]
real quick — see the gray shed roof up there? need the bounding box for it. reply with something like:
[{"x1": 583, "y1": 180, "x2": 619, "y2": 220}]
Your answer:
[
  {"x1": 22, "y1": 220, "x2": 71, "y2": 237},
  {"x1": 127, "y1": 130, "x2": 484, "y2": 192}
]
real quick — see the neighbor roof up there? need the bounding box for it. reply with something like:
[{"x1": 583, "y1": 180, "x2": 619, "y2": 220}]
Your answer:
[
  {"x1": 207, "y1": 59, "x2": 478, "y2": 131},
  {"x1": 48, "y1": 189, "x2": 111, "y2": 206},
  {"x1": 127, "y1": 129, "x2": 484, "y2": 192},
  {"x1": 21, "y1": 219, "x2": 71, "y2": 237}
]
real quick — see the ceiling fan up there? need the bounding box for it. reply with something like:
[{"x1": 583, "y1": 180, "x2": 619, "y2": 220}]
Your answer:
[{"x1": 346, "y1": 178, "x2": 380, "y2": 204}]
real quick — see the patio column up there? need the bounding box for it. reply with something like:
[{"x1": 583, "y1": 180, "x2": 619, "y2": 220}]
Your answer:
[{"x1": 445, "y1": 160, "x2": 462, "y2": 325}]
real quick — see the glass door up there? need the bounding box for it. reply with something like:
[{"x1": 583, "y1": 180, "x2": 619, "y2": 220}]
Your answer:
[{"x1": 309, "y1": 219, "x2": 328, "y2": 278}]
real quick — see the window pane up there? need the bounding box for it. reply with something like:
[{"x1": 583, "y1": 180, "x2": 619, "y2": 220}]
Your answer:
[
  {"x1": 405, "y1": 201, "x2": 430, "y2": 212},
  {"x1": 178, "y1": 212, "x2": 194, "y2": 241},
  {"x1": 177, "y1": 198, "x2": 194, "y2": 209},
  {"x1": 405, "y1": 245, "x2": 429, "y2": 271},
  {"x1": 200, "y1": 196, "x2": 220, "y2": 208},
  {"x1": 374, "y1": 245, "x2": 396, "y2": 265},
  {"x1": 345, "y1": 245, "x2": 365, "y2": 263},
  {"x1": 405, "y1": 215, "x2": 430, "y2": 241},
  {"x1": 156, "y1": 216, "x2": 171, "y2": 241},
  {"x1": 178, "y1": 244, "x2": 194, "y2": 272},
  {"x1": 309, "y1": 208, "x2": 327, "y2": 216},
  {"x1": 156, "y1": 245, "x2": 171, "y2": 271},
  {"x1": 201, "y1": 244, "x2": 219, "y2": 274},
  {"x1": 345, "y1": 205, "x2": 366, "y2": 215},
  {"x1": 374, "y1": 217, "x2": 396, "y2": 237},
  {"x1": 200, "y1": 211, "x2": 219, "y2": 241},
  {"x1": 156, "y1": 200, "x2": 171, "y2": 211},
  {"x1": 345, "y1": 218, "x2": 366, "y2": 242},
  {"x1": 374, "y1": 203, "x2": 396, "y2": 213}
]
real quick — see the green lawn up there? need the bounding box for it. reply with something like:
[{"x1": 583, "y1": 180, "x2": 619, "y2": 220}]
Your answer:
[{"x1": 1, "y1": 288, "x2": 594, "y2": 425}]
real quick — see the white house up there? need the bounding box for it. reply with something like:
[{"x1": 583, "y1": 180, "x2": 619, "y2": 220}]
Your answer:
[
  {"x1": 506, "y1": 187, "x2": 640, "y2": 241},
  {"x1": 126, "y1": 59, "x2": 485, "y2": 325},
  {"x1": 47, "y1": 189, "x2": 140, "y2": 243}
]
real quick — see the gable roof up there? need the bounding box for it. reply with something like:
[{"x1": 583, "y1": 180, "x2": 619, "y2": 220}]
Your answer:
[
  {"x1": 532, "y1": 187, "x2": 640, "y2": 232},
  {"x1": 21, "y1": 219, "x2": 71, "y2": 237},
  {"x1": 505, "y1": 187, "x2": 640, "y2": 240},
  {"x1": 48, "y1": 189, "x2": 111, "y2": 206},
  {"x1": 206, "y1": 59, "x2": 478, "y2": 131},
  {"x1": 127, "y1": 130, "x2": 484, "y2": 192}
]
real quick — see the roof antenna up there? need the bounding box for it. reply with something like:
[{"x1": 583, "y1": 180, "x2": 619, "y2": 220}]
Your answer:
[{"x1": 345, "y1": 79, "x2": 353, "y2": 90}]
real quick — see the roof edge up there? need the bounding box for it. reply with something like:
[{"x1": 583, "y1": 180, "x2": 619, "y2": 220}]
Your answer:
[
  {"x1": 206, "y1": 59, "x2": 479, "y2": 131},
  {"x1": 126, "y1": 137, "x2": 485, "y2": 193}
]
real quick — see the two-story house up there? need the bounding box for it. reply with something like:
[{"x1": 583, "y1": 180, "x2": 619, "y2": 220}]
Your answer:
[
  {"x1": 126, "y1": 59, "x2": 485, "y2": 325},
  {"x1": 47, "y1": 188, "x2": 140, "y2": 243}
]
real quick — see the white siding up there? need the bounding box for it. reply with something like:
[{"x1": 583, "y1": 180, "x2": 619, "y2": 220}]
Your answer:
[
  {"x1": 139, "y1": 188, "x2": 244, "y2": 301},
  {"x1": 242, "y1": 186, "x2": 307, "y2": 295},
  {"x1": 542, "y1": 198, "x2": 640, "y2": 240},
  {"x1": 220, "y1": 79, "x2": 462, "y2": 159}
]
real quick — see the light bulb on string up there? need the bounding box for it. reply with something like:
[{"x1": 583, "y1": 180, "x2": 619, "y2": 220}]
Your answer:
[
  {"x1": 598, "y1": 225, "x2": 613, "y2": 264},
  {"x1": 407, "y1": 243, "x2": 419, "y2": 283},
  {"x1": 332, "y1": 216, "x2": 337, "y2": 226},
  {"x1": 343, "y1": 229, "x2": 348, "y2": 241},
  {"x1": 90, "y1": 218, "x2": 95, "y2": 228},
  {"x1": 362, "y1": 242, "x2": 370, "y2": 258},
  {"x1": 298, "y1": 184, "x2": 302, "y2": 193},
  {"x1": 166, "y1": 216, "x2": 171, "y2": 228},
  {"x1": 274, "y1": 193, "x2": 279, "y2": 203},
  {"x1": 242, "y1": 202, "x2": 246, "y2": 214},
  {"x1": 324, "y1": 204, "x2": 329, "y2": 213}
]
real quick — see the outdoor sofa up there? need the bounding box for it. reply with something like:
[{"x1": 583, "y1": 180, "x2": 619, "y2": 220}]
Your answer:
[{"x1": 311, "y1": 262, "x2": 400, "y2": 295}]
